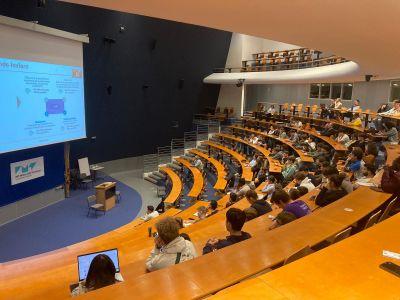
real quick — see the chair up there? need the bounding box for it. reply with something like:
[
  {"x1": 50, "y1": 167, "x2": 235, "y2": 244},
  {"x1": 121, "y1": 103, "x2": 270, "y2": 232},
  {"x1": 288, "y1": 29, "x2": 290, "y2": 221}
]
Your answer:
[
  {"x1": 330, "y1": 227, "x2": 352, "y2": 245},
  {"x1": 79, "y1": 173, "x2": 93, "y2": 190},
  {"x1": 364, "y1": 210, "x2": 382, "y2": 230},
  {"x1": 283, "y1": 245, "x2": 314, "y2": 265},
  {"x1": 87, "y1": 195, "x2": 104, "y2": 218},
  {"x1": 378, "y1": 198, "x2": 398, "y2": 223},
  {"x1": 116, "y1": 190, "x2": 121, "y2": 204}
]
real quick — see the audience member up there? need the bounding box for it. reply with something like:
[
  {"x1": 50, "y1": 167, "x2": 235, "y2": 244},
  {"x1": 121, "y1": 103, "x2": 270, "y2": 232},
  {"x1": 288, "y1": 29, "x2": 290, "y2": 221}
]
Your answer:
[
  {"x1": 146, "y1": 217, "x2": 197, "y2": 271},
  {"x1": 261, "y1": 175, "x2": 277, "y2": 197},
  {"x1": 175, "y1": 217, "x2": 184, "y2": 229},
  {"x1": 344, "y1": 147, "x2": 364, "y2": 178},
  {"x1": 245, "y1": 190, "x2": 272, "y2": 216},
  {"x1": 293, "y1": 171, "x2": 316, "y2": 192},
  {"x1": 203, "y1": 208, "x2": 251, "y2": 254},
  {"x1": 208, "y1": 200, "x2": 219, "y2": 217},
  {"x1": 381, "y1": 157, "x2": 400, "y2": 195},
  {"x1": 72, "y1": 254, "x2": 118, "y2": 296},
  {"x1": 271, "y1": 189, "x2": 311, "y2": 218},
  {"x1": 141, "y1": 205, "x2": 159, "y2": 221},
  {"x1": 243, "y1": 207, "x2": 258, "y2": 221},
  {"x1": 315, "y1": 174, "x2": 347, "y2": 207},
  {"x1": 225, "y1": 192, "x2": 238, "y2": 208}
]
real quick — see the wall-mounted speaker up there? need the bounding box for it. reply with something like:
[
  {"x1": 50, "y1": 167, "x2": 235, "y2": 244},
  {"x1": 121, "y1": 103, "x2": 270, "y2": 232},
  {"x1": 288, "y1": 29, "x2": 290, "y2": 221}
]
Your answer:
[{"x1": 178, "y1": 79, "x2": 185, "y2": 89}]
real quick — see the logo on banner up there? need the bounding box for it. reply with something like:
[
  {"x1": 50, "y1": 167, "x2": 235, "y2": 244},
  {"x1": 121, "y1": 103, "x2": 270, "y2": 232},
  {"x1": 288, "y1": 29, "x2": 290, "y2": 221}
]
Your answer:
[{"x1": 10, "y1": 157, "x2": 45, "y2": 185}]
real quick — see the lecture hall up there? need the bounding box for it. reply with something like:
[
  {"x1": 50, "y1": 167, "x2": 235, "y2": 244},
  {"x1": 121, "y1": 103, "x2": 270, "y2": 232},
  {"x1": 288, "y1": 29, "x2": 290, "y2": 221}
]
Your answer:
[{"x1": 0, "y1": 1, "x2": 400, "y2": 299}]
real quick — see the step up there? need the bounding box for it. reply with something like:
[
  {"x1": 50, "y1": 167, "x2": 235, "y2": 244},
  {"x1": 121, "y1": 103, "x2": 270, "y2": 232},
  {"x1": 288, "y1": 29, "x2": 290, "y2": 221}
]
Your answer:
[
  {"x1": 144, "y1": 176, "x2": 158, "y2": 184},
  {"x1": 153, "y1": 171, "x2": 166, "y2": 179},
  {"x1": 149, "y1": 174, "x2": 162, "y2": 181}
]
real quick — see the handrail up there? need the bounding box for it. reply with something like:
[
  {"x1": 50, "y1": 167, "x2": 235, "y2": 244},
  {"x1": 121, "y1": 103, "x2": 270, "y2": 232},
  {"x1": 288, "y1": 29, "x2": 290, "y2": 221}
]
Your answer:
[{"x1": 214, "y1": 56, "x2": 349, "y2": 73}]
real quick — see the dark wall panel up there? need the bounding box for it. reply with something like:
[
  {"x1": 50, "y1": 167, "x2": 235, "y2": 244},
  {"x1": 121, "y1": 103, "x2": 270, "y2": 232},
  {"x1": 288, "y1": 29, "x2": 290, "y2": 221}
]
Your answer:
[
  {"x1": 0, "y1": 0, "x2": 230, "y2": 205},
  {"x1": 0, "y1": 0, "x2": 231, "y2": 163}
]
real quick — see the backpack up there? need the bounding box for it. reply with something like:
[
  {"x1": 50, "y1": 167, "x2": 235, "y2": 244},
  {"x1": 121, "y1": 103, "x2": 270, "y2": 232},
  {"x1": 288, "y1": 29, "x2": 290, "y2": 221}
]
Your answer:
[{"x1": 381, "y1": 167, "x2": 400, "y2": 194}]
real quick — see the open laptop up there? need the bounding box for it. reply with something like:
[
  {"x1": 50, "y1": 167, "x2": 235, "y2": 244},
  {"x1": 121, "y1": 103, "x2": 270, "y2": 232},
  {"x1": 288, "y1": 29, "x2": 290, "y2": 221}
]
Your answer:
[{"x1": 77, "y1": 248, "x2": 120, "y2": 282}]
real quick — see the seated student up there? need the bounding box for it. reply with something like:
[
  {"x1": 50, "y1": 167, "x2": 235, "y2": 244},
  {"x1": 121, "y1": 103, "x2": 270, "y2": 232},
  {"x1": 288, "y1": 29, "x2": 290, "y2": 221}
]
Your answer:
[
  {"x1": 281, "y1": 156, "x2": 298, "y2": 182},
  {"x1": 245, "y1": 190, "x2": 272, "y2": 217},
  {"x1": 296, "y1": 185, "x2": 309, "y2": 197},
  {"x1": 320, "y1": 122, "x2": 336, "y2": 136},
  {"x1": 354, "y1": 163, "x2": 377, "y2": 188},
  {"x1": 382, "y1": 121, "x2": 399, "y2": 144},
  {"x1": 236, "y1": 178, "x2": 251, "y2": 198},
  {"x1": 207, "y1": 200, "x2": 219, "y2": 217},
  {"x1": 146, "y1": 217, "x2": 197, "y2": 271},
  {"x1": 72, "y1": 254, "x2": 119, "y2": 296},
  {"x1": 321, "y1": 166, "x2": 353, "y2": 194},
  {"x1": 293, "y1": 171, "x2": 315, "y2": 192},
  {"x1": 347, "y1": 113, "x2": 362, "y2": 127},
  {"x1": 381, "y1": 157, "x2": 400, "y2": 195},
  {"x1": 243, "y1": 207, "x2": 258, "y2": 221},
  {"x1": 278, "y1": 128, "x2": 288, "y2": 139},
  {"x1": 271, "y1": 211, "x2": 297, "y2": 229},
  {"x1": 270, "y1": 189, "x2": 311, "y2": 219},
  {"x1": 193, "y1": 157, "x2": 204, "y2": 172},
  {"x1": 254, "y1": 167, "x2": 267, "y2": 188},
  {"x1": 225, "y1": 192, "x2": 238, "y2": 208},
  {"x1": 141, "y1": 205, "x2": 159, "y2": 221},
  {"x1": 315, "y1": 174, "x2": 348, "y2": 207},
  {"x1": 267, "y1": 125, "x2": 276, "y2": 135},
  {"x1": 261, "y1": 175, "x2": 277, "y2": 197},
  {"x1": 363, "y1": 142, "x2": 378, "y2": 166},
  {"x1": 195, "y1": 206, "x2": 208, "y2": 222},
  {"x1": 336, "y1": 130, "x2": 350, "y2": 145},
  {"x1": 203, "y1": 208, "x2": 251, "y2": 254},
  {"x1": 344, "y1": 147, "x2": 364, "y2": 179}
]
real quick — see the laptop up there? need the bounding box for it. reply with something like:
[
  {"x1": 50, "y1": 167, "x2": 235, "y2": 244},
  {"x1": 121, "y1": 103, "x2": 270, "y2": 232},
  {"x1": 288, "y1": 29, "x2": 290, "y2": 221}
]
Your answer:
[{"x1": 77, "y1": 248, "x2": 120, "y2": 282}]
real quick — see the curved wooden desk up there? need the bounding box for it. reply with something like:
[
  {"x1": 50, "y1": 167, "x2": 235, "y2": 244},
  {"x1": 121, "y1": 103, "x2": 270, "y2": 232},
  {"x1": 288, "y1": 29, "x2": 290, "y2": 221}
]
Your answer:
[
  {"x1": 0, "y1": 206, "x2": 181, "y2": 299},
  {"x1": 230, "y1": 125, "x2": 314, "y2": 162},
  {"x1": 241, "y1": 118, "x2": 347, "y2": 152},
  {"x1": 213, "y1": 213, "x2": 400, "y2": 300},
  {"x1": 74, "y1": 187, "x2": 391, "y2": 300},
  {"x1": 189, "y1": 148, "x2": 227, "y2": 190},
  {"x1": 202, "y1": 140, "x2": 253, "y2": 182},
  {"x1": 215, "y1": 133, "x2": 282, "y2": 173},
  {"x1": 174, "y1": 157, "x2": 204, "y2": 199},
  {"x1": 160, "y1": 166, "x2": 183, "y2": 205}
]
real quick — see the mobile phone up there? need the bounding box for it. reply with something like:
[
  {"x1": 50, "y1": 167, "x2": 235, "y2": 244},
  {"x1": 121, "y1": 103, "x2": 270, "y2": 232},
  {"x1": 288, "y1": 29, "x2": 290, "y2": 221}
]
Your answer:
[{"x1": 379, "y1": 261, "x2": 400, "y2": 278}]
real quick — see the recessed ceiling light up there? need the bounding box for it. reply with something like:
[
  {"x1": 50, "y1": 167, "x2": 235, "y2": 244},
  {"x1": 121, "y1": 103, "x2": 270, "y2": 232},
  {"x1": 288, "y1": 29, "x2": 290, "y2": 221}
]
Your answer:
[
  {"x1": 393, "y1": 83, "x2": 399, "y2": 86},
  {"x1": 348, "y1": 84, "x2": 353, "y2": 86}
]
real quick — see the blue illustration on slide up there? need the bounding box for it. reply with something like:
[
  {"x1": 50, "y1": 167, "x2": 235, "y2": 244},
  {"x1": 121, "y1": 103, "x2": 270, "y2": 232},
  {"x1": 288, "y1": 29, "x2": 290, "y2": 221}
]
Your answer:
[{"x1": 44, "y1": 98, "x2": 67, "y2": 116}]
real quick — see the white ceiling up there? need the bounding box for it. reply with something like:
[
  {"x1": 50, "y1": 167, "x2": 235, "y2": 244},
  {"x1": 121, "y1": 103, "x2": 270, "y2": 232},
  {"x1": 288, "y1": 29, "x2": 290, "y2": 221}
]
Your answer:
[{"x1": 64, "y1": 0, "x2": 400, "y2": 80}]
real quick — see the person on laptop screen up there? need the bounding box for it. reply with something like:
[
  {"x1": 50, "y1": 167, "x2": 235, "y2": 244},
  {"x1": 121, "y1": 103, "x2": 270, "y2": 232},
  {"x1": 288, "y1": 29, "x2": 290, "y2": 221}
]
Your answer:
[{"x1": 72, "y1": 254, "x2": 117, "y2": 296}]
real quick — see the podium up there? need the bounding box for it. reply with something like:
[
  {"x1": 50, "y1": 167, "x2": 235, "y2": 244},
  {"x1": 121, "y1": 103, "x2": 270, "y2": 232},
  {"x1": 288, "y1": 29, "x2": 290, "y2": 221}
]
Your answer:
[{"x1": 95, "y1": 182, "x2": 116, "y2": 211}]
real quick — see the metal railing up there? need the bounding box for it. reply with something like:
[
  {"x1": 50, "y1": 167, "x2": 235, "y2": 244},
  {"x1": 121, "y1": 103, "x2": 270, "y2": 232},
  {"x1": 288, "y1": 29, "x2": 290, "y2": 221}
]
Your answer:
[
  {"x1": 214, "y1": 56, "x2": 349, "y2": 73},
  {"x1": 143, "y1": 154, "x2": 158, "y2": 173},
  {"x1": 143, "y1": 119, "x2": 221, "y2": 177}
]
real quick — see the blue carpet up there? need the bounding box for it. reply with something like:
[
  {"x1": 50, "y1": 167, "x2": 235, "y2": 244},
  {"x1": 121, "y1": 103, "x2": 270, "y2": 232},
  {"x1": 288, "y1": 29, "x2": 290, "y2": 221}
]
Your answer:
[{"x1": 0, "y1": 175, "x2": 142, "y2": 262}]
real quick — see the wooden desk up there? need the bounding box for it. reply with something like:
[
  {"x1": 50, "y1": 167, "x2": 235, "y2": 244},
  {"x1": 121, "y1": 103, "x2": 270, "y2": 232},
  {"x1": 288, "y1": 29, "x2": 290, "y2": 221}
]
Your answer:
[
  {"x1": 189, "y1": 149, "x2": 227, "y2": 190},
  {"x1": 159, "y1": 166, "x2": 183, "y2": 205},
  {"x1": 241, "y1": 118, "x2": 347, "y2": 152},
  {"x1": 230, "y1": 125, "x2": 314, "y2": 162},
  {"x1": 73, "y1": 188, "x2": 391, "y2": 300},
  {"x1": 215, "y1": 133, "x2": 282, "y2": 173},
  {"x1": 213, "y1": 213, "x2": 400, "y2": 300},
  {"x1": 175, "y1": 157, "x2": 204, "y2": 199},
  {"x1": 203, "y1": 141, "x2": 253, "y2": 182}
]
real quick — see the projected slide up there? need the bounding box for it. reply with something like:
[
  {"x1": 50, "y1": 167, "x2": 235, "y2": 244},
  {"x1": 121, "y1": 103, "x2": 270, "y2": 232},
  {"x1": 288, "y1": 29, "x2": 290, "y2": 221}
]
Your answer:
[{"x1": 0, "y1": 57, "x2": 86, "y2": 154}]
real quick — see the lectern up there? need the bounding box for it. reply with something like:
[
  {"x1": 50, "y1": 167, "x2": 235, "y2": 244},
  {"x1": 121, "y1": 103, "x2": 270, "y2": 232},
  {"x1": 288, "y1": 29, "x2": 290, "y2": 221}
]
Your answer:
[{"x1": 95, "y1": 182, "x2": 116, "y2": 211}]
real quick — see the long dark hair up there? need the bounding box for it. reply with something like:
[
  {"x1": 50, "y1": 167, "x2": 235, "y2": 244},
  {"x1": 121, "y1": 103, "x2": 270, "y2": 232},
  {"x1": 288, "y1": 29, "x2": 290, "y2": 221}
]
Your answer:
[{"x1": 85, "y1": 254, "x2": 116, "y2": 290}]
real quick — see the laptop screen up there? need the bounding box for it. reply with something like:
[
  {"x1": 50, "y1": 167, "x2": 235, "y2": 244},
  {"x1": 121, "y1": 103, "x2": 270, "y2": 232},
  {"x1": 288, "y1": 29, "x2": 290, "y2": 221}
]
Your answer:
[{"x1": 77, "y1": 248, "x2": 120, "y2": 281}]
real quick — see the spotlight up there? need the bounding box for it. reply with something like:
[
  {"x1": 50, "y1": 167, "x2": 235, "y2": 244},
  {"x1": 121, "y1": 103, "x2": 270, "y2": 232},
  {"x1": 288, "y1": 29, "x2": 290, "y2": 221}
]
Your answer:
[{"x1": 236, "y1": 79, "x2": 245, "y2": 88}]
